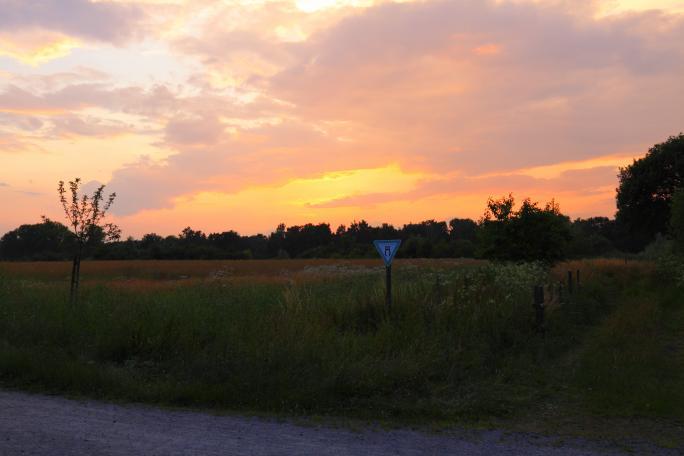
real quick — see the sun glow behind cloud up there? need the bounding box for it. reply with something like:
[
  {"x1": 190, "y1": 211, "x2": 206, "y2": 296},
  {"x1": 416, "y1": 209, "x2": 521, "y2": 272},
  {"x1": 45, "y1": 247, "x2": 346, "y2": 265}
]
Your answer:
[
  {"x1": 0, "y1": 33, "x2": 80, "y2": 65},
  {"x1": 116, "y1": 164, "x2": 425, "y2": 234},
  {"x1": 597, "y1": 0, "x2": 684, "y2": 16},
  {"x1": 196, "y1": 164, "x2": 423, "y2": 214},
  {"x1": 295, "y1": 0, "x2": 379, "y2": 12}
]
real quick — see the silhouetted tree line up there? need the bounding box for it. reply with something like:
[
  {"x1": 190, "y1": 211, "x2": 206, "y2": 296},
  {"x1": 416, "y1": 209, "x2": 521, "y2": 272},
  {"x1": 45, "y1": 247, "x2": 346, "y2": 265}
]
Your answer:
[
  {"x1": 2, "y1": 134, "x2": 681, "y2": 263},
  {"x1": 0, "y1": 209, "x2": 623, "y2": 262}
]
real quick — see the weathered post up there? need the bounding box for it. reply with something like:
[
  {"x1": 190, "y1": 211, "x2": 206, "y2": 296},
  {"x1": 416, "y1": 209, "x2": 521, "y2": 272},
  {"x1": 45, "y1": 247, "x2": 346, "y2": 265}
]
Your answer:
[
  {"x1": 567, "y1": 270, "x2": 574, "y2": 295},
  {"x1": 576, "y1": 269, "x2": 580, "y2": 290}
]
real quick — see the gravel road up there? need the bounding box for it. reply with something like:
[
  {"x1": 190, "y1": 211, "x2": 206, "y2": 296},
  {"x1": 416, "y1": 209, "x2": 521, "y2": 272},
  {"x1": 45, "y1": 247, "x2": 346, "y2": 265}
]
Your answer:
[{"x1": 0, "y1": 390, "x2": 678, "y2": 455}]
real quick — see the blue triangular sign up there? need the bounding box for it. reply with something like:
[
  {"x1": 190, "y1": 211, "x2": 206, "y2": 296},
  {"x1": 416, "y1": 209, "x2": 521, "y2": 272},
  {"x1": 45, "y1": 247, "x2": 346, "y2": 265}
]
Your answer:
[{"x1": 373, "y1": 239, "x2": 402, "y2": 266}]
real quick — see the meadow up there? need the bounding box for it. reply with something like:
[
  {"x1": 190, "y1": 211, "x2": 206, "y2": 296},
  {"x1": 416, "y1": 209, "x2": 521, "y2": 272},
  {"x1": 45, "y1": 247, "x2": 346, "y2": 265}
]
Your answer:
[{"x1": 0, "y1": 258, "x2": 682, "y2": 443}]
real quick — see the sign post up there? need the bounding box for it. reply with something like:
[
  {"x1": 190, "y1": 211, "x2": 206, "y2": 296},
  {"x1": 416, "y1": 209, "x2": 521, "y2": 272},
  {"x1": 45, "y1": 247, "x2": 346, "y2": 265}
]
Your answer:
[{"x1": 373, "y1": 240, "x2": 401, "y2": 313}]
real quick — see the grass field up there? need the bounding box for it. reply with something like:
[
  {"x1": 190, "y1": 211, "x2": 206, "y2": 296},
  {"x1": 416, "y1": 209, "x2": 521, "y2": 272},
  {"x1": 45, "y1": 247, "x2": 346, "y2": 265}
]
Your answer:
[{"x1": 0, "y1": 258, "x2": 682, "y2": 445}]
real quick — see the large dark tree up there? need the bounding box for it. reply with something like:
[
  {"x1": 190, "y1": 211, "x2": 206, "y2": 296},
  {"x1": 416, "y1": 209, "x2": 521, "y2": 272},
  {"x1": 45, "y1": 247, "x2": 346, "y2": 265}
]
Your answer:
[
  {"x1": 478, "y1": 195, "x2": 572, "y2": 263},
  {"x1": 0, "y1": 217, "x2": 74, "y2": 260},
  {"x1": 449, "y1": 218, "x2": 478, "y2": 242},
  {"x1": 282, "y1": 223, "x2": 333, "y2": 257},
  {"x1": 567, "y1": 217, "x2": 617, "y2": 258},
  {"x1": 672, "y1": 188, "x2": 684, "y2": 255},
  {"x1": 616, "y1": 134, "x2": 684, "y2": 251}
]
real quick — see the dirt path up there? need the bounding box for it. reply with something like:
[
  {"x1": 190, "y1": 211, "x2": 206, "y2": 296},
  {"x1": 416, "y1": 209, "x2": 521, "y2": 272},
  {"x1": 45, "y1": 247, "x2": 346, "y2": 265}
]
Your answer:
[{"x1": 0, "y1": 390, "x2": 677, "y2": 456}]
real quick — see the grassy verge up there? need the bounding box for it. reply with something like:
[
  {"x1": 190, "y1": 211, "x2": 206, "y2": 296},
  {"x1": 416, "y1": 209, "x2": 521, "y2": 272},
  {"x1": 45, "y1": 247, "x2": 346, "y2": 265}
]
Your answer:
[
  {"x1": 576, "y1": 281, "x2": 684, "y2": 418},
  {"x1": 502, "y1": 266, "x2": 684, "y2": 448},
  {"x1": 0, "y1": 260, "x2": 681, "y2": 445}
]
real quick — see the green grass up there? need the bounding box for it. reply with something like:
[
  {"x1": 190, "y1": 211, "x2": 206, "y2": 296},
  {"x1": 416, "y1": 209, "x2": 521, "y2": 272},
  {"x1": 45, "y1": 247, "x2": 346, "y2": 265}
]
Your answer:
[
  {"x1": 576, "y1": 282, "x2": 684, "y2": 419},
  {"x1": 0, "y1": 260, "x2": 682, "y2": 438}
]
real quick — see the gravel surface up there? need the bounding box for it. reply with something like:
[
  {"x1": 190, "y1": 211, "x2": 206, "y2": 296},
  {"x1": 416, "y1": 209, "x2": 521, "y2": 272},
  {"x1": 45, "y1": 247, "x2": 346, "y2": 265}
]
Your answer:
[{"x1": 0, "y1": 390, "x2": 678, "y2": 455}]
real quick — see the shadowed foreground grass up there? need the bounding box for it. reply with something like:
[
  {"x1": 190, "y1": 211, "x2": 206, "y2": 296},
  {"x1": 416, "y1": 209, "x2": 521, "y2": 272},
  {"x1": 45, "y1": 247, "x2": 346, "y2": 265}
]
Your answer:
[{"x1": 0, "y1": 260, "x2": 681, "y2": 431}]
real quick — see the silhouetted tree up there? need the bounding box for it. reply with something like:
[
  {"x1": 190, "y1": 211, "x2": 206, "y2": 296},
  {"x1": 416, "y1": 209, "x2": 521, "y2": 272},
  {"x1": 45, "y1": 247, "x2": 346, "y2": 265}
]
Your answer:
[
  {"x1": 139, "y1": 233, "x2": 164, "y2": 259},
  {"x1": 402, "y1": 220, "x2": 449, "y2": 242},
  {"x1": 0, "y1": 217, "x2": 74, "y2": 260},
  {"x1": 58, "y1": 178, "x2": 119, "y2": 303},
  {"x1": 567, "y1": 217, "x2": 617, "y2": 258},
  {"x1": 283, "y1": 223, "x2": 333, "y2": 257},
  {"x1": 671, "y1": 188, "x2": 684, "y2": 255},
  {"x1": 447, "y1": 218, "x2": 478, "y2": 257},
  {"x1": 267, "y1": 223, "x2": 287, "y2": 257},
  {"x1": 449, "y1": 218, "x2": 478, "y2": 242},
  {"x1": 616, "y1": 134, "x2": 684, "y2": 251},
  {"x1": 3, "y1": 199, "x2": 620, "y2": 262},
  {"x1": 478, "y1": 195, "x2": 571, "y2": 263}
]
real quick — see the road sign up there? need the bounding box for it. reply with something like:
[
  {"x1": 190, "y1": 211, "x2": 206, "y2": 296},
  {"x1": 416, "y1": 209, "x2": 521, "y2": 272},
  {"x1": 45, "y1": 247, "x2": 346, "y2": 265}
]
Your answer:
[
  {"x1": 373, "y1": 239, "x2": 401, "y2": 266},
  {"x1": 374, "y1": 239, "x2": 401, "y2": 313}
]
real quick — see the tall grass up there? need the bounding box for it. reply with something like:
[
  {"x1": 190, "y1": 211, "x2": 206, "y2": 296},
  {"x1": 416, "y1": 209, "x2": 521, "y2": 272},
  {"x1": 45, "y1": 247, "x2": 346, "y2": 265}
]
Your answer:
[
  {"x1": 0, "y1": 259, "x2": 681, "y2": 423},
  {"x1": 0, "y1": 258, "x2": 481, "y2": 281},
  {"x1": 576, "y1": 282, "x2": 684, "y2": 419},
  {"x1": 0, "y1": 262, "x2": 545, "y2": 416}
]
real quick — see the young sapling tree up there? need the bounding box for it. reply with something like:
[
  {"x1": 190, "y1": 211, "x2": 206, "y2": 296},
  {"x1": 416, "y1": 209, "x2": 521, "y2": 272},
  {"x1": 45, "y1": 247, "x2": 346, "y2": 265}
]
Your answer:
[{"x1": 58, "y1": 178, "x2": 119, "y2": 303}]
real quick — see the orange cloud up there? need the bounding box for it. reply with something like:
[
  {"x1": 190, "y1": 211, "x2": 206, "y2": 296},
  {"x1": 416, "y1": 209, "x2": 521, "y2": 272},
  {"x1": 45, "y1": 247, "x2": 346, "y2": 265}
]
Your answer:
[
  {"x1": 488, "y1": 153, "x2": 637, "y2": 179},
  {"x1": 472, "y1": 43, "x2": 501, "y2": 56}
]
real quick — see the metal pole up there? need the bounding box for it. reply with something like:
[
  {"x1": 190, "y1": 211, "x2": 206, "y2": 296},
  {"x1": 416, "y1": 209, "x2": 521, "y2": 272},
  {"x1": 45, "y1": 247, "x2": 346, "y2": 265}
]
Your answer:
[{"x1": 386, "y1": 264, "x2": 392, "y2": 313}]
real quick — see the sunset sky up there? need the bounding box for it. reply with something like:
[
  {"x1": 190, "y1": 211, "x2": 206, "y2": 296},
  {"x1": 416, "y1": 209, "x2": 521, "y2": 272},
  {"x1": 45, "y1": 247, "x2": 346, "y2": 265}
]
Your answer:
[{"x1": 1, "y1": 0, "x2": 683, "y2": 237}]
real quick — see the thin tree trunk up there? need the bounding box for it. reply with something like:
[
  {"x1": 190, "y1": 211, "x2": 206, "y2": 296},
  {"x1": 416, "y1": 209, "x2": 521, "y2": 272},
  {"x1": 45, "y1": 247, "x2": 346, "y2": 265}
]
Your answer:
[
  {"x1": 70, "y1": 245, "x2": 83, "y2": 305},
  {"x1": 74, "y1": 255, "x2": 81, "y2": 300},
  {"x1": 69, "y1": 254, "x2": 78, "y2": 304}
]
